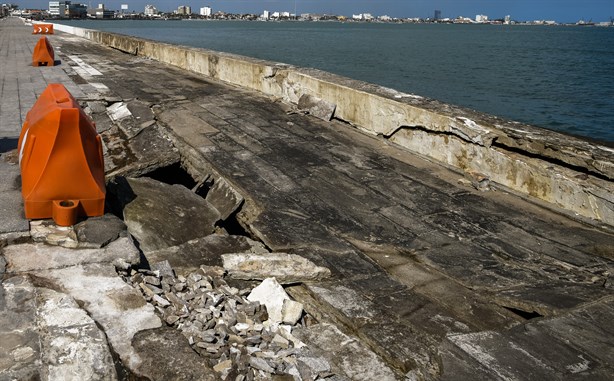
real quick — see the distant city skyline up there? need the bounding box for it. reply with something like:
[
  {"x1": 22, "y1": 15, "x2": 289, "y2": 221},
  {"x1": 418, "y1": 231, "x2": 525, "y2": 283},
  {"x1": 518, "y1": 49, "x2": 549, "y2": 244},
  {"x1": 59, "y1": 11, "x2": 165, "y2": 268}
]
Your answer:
[{"x1": 13, "y1": 0, "x2": 614, "y2": 23}]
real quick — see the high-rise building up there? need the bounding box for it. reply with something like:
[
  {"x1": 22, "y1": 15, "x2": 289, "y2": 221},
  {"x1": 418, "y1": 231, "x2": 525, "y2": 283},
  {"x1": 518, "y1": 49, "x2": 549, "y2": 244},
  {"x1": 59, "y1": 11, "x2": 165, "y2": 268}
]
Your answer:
[
  {"x1": 67, "y1": 2, "x2": 87, "y2": 18},
  {"x1": 262, "y1": 10, "x2": 270, "y2": 20},
  {"x1": 177, "y1": 5, "x2": 191, "y2": 15},
  {"x1": 434, "y1": 10, "x2": 441, "y2": 20},
  {"x1": 504, "y1": 15, "x2": 511, "y2": 24},
  {"x1": 200, "y1": 6, "x2": 212, "y2": 16}
]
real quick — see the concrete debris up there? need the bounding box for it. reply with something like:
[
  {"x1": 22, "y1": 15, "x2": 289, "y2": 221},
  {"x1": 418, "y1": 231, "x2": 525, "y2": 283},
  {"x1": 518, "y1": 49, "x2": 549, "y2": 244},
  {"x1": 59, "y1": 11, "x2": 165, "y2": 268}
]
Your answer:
[
  {"x1": 29, "y1": 214, "x2": 127, "y2": 249},
  {"x1": 107, "y1": 102, "x2": 132, "y2": 121},
  {"x1": 121, "y1": 264, "x2": 336, "y2": 380},
  {"x1": 298, "y1": 94, "x2": 336, "y2": 121},
  {"x1": 282, "y1": 299, "x2": 304, "y2": 325},
  {"x1": 223, "y1": 253, "x2": 332, "y2": 284},
  {"x1": 30, "y1": 220, "x2": 79, "y2": 248},
  {"x1": 247, "y1": 277, "x2": 291, "y2": 325}
]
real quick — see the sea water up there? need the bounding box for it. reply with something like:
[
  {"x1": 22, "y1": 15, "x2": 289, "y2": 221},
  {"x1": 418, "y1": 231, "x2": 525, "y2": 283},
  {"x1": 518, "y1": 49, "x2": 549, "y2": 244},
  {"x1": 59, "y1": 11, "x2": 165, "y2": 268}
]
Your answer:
[{"x1": 57, "y1": 20, "x2": 614, "y2": 143}]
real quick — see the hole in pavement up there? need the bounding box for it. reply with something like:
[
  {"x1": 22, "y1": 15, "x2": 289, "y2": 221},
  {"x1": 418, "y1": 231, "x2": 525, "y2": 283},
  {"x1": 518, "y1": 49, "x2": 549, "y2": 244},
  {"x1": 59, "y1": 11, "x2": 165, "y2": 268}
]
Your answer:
[
  {"x1": 503, "y1": 306, "x2": 543, "y2": 320},
  {"x1": 142, "y1": 162, "x2": 197, "y2": 189},
  {"x1": 141, "y1": 163, "x2": 248, "y2": 237}
]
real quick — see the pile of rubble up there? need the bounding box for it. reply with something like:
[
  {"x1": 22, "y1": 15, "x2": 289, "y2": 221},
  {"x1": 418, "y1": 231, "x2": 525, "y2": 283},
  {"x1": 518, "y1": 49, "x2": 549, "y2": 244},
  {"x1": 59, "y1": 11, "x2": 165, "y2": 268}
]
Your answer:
[{"x1": 119, "y1": 260, "x2": 338, "y2": 380}]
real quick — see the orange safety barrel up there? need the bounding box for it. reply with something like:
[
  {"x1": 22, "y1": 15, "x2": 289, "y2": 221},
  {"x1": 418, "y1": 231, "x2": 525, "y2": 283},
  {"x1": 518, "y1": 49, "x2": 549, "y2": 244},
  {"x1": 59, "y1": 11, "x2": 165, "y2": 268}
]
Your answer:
[
  {"x1": 32, "y1": 36, "x2": 55, "y2": 67},
  {"x1": 32, "y1": 23, "x2": 54, "y2": 34},
  {"x1": 18, "y1": 84, "x2": 106, "y2": 226}
]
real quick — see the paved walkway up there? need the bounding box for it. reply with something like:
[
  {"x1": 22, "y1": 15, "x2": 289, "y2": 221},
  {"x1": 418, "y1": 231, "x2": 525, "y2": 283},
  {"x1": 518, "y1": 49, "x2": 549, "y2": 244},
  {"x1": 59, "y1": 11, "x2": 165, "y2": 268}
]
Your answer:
[{"x1": 1, "y1": 17, "x2": 613, "y2": 380}]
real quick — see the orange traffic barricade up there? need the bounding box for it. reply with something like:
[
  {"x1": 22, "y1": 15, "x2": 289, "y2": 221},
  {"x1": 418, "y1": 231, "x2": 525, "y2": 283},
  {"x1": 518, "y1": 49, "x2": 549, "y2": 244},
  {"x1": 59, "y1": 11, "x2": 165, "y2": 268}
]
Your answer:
[
  {"x1": 18, "y1": 84, "x2": 106, "y2": 226},
  {"x1": 32, "y1": 36, "x2": 55, "y2": 67},
  {"x1": 32, "y1": 23, "x2": 54, "y2": 34}
]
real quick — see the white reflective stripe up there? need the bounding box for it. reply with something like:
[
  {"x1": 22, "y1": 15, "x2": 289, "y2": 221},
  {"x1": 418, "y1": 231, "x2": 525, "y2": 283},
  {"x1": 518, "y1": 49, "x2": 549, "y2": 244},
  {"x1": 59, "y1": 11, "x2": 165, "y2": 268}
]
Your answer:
[
  {"x1": 19, "y1": 129, "x2": 29, "y2": 166},
  {"x1": 68, "y1": 55, "x2": 102, "y2": 76}
]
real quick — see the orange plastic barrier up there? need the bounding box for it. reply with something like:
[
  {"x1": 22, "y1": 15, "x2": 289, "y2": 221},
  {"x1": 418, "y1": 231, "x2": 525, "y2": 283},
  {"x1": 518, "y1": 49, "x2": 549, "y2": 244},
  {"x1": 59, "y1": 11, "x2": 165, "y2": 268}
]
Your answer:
[
  {"x1": 32, "y1": 36, "x2": 55, "y2": 67},
  {"x1": 18, "y1": 84, "x2": 106, "y2": 226},
  {"x1": 32, "y1": 23, "x2": 54, "y2": 34}
]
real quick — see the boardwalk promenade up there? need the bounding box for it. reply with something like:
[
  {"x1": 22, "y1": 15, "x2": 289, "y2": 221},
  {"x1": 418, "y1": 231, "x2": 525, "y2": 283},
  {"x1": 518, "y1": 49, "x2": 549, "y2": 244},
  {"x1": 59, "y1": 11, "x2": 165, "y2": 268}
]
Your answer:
[{"x1": 1, "y1": 17, "x2": 613, "y2": 380}]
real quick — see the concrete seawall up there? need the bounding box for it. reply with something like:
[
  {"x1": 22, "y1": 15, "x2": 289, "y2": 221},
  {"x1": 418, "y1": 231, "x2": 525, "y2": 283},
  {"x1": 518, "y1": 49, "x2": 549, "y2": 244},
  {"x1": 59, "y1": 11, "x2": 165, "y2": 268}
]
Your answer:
[{"x1": 51, "y1": 22, "x2": 614, "y2": 226}]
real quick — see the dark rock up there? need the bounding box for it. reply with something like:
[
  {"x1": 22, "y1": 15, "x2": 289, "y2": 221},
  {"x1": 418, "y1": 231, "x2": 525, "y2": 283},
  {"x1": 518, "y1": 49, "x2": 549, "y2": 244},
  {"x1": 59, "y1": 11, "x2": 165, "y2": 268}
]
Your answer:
[
  {"x1": 74, "y1": 214, "x2": 127, "y2": 249},
  {"x1": 151, "y1": 260, "x2": 176, "y2": 279}
]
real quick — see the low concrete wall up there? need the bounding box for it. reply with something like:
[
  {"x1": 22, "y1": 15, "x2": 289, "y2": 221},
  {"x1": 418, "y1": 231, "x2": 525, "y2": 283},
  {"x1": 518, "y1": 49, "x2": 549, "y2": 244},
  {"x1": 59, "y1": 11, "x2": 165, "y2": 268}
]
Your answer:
[{"x1": 51, "y1": 22, "x2": 614, "y2": 226}]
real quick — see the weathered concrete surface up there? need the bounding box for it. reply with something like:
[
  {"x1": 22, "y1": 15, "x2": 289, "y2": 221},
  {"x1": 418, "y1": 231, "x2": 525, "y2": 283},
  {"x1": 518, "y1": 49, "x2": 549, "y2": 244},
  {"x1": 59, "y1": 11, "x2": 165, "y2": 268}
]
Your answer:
[
  {"x1": 31, "y1": 263, "x2": 162, "y2": 370},
  {"x1": 131, "y1": 327, "x2": 215, "y2": 381},
  {"x1": 293, "y1": 323, "x2": 397, "y2": 381},
  {"x1": 3, "y1": 236, "x2": 139, "y2": 273},
  {"x1": 0, "y1": 276, "x2": 41, "y2": 381},
  {"x1": 36, "y1": 288, "x2": 117, "y2": 380},
  {"x1": 2, "y1": 18, "x2": 613, "y2": 380},
  {"x1": 0, "y1": 155, "x2": 29, "y2": 242},
  {"x1": 50, "y1": 22, "x2": 614, "y2": 226}
]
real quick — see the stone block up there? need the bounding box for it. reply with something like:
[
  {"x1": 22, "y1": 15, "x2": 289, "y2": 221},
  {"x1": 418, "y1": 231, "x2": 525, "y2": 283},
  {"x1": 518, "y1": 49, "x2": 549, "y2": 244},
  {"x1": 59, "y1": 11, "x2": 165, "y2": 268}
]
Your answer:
[
  {"x1": 222, "y1": 252, "x2": 331, "y2": 284},
  {"x1": 281, "y1": 299, "x2": 303, "y2": 325}
]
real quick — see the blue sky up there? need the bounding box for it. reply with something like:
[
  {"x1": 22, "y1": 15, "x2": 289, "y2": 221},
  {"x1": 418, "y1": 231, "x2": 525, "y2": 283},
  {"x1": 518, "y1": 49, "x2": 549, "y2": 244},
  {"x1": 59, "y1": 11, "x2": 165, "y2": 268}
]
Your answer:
[{"x1": 16, "y1": 0, "x2": 614, "y2": 22}]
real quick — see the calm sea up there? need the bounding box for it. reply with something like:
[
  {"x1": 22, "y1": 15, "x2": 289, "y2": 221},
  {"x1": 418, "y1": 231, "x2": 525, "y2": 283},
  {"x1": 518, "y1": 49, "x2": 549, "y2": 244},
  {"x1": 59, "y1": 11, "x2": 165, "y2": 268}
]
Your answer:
[{"x1": 57, "y1": 20, "x2": 614, "y2": 143}]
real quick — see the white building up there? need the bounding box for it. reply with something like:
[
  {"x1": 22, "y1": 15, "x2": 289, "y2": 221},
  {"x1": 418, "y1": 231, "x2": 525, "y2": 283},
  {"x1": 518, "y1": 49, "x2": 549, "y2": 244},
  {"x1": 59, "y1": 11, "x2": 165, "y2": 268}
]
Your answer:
[
  {"x1": 262, "y1": 10, "x2": 269, "y2": 19},
  {"x1": 504, "y1": 15, "x2": 511, "y2": 24},
  {"x1": 200, "y1": 6, "x2": 211, "y2": 16},
  {"x1": 475, "y1": 14, "x2": 488, "y2": 23},
  {"x1": 352, "y1": 13, "x2": 374, "y2": 21},
  {"x1": 144, "y1": 4, "x2": 157, "y2": 16}
]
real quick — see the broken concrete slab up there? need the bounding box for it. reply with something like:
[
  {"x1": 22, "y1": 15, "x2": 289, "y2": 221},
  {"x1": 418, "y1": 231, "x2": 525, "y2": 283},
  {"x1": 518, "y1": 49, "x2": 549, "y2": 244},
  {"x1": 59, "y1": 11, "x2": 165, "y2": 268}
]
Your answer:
[
  {"x1": 146, "y1": 234, "x2": 268, "y2": 275},
  {"x1": 222, "y1": 252, "x2": 331, "y2": 284},
  {"x1": 247, "y1": 278, "x2": 290, "y2": 326},
  {"x1": 204, "y1": 177, "x2": 244, "y2": 221},
  {"x1": 31, "y1": 263, "x2": 162, "y2": 371},
  {"x1": 119, "y1": 177, "x2": 221, "y2": 252},
  {"x1": 3, "y1": 236, "x2": 140, "y2": 273},
  {"x1": 298, "y1": 94, "x2": 336, "y2": 121},
  {"x1": 106, "y1": 101, "x2": 131, "y2": 122},
  {"x1": 131, "y1": 327, "x2": 215, "y2": 381},
  {"x1": 293, "y1": 323, "x2": 398, "y2": 381},
  {"x1": 36, "y1": 288, "x2": 117, "y2": 380}
]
